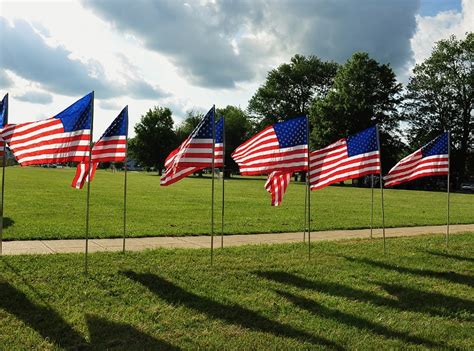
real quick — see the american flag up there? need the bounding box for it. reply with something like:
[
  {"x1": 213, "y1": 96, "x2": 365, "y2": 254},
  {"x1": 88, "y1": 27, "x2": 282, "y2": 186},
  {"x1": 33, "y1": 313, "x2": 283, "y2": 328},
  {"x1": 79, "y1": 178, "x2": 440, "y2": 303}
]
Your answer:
[
  {"x1": 384, "y1": 133, "x2": 449, "y2": 187},
  {"x1": 232, "y1": 116, "x2": 308, "y2": 176},
  {"x1": 265, "y1": 171, "x2": 292, "y2": 206},
  {"x1": 310, "y1": 126, "x2": 381, "y2": 190},
  {"x1": 72, "y1": 106, "x2": 128, "y2": 189},
  {"x1": 0, "y1": 93, "x2": 93, "y2": 166},
  {"x1": 0, "y1": 94, "x2": 8, "y2": 157},
  {"x1": 160, "y1": 108, "x2": 223, "y2": 186}
]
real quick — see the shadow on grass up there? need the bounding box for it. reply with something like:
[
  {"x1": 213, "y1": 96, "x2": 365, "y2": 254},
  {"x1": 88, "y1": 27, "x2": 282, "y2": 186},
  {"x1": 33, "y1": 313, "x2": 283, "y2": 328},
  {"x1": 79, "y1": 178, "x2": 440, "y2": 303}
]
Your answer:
[
  {"x1": 424, "y1": 250, "x2": 474, "y2": 263},
  {"x1": 2, "y1": 217, "x2": 14, "y2": 229},
  {"x1": 0, "y1": 281, "x2": 178, "y2": 349},
  {"x1": 122, "y1": 270, "x2": 344, "y2": 350},
  {"x1": 377, "y1": 282, "x2": 474, "y2": 320},
  {"x1": 0, "y1": 281, "x2": 87, "y2": 349},
  {"x1": 86, "y1": 314, "x2": 179, "y2": 350},
  {"x1": 342, "y1": 256, "x2": 474, "y2": 288},
  {"x1": 256, "y1": 271, "x2": 474, "y2": 321},
  {"x1": 275, "y1": 290, "x2": 444, "y2": 348}
]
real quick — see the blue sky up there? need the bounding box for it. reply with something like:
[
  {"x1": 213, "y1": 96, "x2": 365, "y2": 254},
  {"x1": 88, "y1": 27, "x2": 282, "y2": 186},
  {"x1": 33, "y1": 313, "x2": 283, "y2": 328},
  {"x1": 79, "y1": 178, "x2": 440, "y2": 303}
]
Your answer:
[{"x1": 420, "y1": 0, "x2": 461, "y2": 16}]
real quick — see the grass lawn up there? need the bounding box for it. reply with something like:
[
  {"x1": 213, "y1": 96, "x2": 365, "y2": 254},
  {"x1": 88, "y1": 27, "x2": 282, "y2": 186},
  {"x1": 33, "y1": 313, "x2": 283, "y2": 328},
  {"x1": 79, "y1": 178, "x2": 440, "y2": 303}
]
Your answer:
[
  {"x1": 2, "y1": 166, "x2": 473, "y2": 240},
  {"x1": 0, "y1": 233, "x2": 472, "y2": 349}
]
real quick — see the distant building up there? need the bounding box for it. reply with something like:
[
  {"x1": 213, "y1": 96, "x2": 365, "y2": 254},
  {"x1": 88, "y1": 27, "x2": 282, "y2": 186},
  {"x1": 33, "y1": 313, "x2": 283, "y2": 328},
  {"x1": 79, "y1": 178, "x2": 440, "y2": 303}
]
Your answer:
[{"x1": 126, "y1": 158, "x2": 143, "y2": 171}]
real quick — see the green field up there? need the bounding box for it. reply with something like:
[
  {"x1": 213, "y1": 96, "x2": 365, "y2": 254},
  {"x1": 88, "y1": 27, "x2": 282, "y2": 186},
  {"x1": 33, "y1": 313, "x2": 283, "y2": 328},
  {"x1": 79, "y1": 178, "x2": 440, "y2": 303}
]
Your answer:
[
  {"x1": 2, "y1": 166, "x2": 473, "y2": 240},
  {"x1": 0, "y1": 233, "x2": 472, "y2": 349}
]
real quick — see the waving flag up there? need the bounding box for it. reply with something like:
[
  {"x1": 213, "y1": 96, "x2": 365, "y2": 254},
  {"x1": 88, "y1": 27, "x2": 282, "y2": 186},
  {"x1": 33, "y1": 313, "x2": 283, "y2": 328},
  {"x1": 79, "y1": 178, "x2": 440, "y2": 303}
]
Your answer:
[
  {"x1": 232, "y1": 116, "x2": 308, "y2": 176},
  {"x1": 384, "y1": 133, "x2": 449, "y2": 187},
  {"x1": 0, "y1": 93, "x2": 93, "y2": 166},
  {"x1": 0, "y1": 94, "x2": 8, "y2": 157},
  {"x1": 310, "y1": 126, "x2": 381, "y2": 190},
  {"x1": 72, "y1": 106, "x2": 128, "y2": 189},
  {"x1": 160, "y1": 108, "x2": 223, "y2": 186},
  {"x1": 265, "y1": 171, "x2": 292, "y2": 206}
]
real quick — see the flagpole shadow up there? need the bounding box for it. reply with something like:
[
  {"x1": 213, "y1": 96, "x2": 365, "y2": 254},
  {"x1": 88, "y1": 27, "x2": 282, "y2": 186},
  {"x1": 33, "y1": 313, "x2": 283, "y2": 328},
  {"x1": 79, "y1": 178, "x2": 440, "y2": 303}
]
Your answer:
[
  {"x1": 86, "y1": 314, "x2": 179, "y2": 350},
  {"x1": 423, "y1": 250, "x2": 474, "y2": 264},
  {"x1": 0, "y1": 280, "x2": 179, "y2": 349},
  {"x1": 255, "y1": 271, "x2": 474, "y2": 321},
  {"x1": 121, "y1": 270, "x2": 344, "y2": 350},
  {"x1": 275, "y1": 290, "x2": 444, "y2": 348},
  {"x1": 342, "y1": 256, "x2": 474, "y2": 288},
  {"x1": 0, "y1": 281, "x2": 87, "y2": 349}
]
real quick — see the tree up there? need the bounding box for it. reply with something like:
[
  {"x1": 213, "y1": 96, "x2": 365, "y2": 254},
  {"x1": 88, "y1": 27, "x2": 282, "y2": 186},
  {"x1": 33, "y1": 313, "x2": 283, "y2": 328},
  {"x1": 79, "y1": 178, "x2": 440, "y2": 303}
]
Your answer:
[
  {"x1": 248, "y1": 54, "x2": 338, "y2": 128},
  {"x1": 175, "y1": 110, "x2": 204, "y2": 143},
  {"x1": 128, "y1": 107, "x2": 176, "y2": 175},
  {"x1": 310, "y1": 52, "x2": 404, "y2": 170},
  {"x1": 404, "y1": 33, "x2": 473, "y2": 182},
  {"x1": 216, "y1": 105, "x2": 253, "y2": 176}
]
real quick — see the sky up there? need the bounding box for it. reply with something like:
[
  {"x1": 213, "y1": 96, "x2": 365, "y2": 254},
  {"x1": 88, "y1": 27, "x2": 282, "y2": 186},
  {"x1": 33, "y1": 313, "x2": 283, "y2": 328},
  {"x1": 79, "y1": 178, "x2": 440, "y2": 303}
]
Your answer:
[{"x1": 0, "y1": 0, "x2": 472, "y2": 139}]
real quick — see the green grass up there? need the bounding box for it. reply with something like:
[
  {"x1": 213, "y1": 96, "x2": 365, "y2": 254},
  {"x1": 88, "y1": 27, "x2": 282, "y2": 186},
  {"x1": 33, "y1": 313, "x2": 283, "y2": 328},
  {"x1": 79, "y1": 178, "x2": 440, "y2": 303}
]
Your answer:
[
  {"x1": 2, "y1": 166, "x2": 474, "y2": 240},
  {"x1": 0, "y1": 233, "x2": 473, "y2": 349}
]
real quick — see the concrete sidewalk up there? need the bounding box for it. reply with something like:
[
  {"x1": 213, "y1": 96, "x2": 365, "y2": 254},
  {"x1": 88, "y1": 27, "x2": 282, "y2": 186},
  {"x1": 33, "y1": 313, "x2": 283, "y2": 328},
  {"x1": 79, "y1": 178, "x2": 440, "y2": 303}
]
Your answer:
[{"x1": 1, "y1": 224, "x2": 473, "y2": 256}]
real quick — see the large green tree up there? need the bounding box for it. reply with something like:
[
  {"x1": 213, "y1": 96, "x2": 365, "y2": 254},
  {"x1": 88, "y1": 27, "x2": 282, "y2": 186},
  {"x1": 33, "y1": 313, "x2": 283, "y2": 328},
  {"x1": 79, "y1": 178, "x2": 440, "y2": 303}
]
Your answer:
[
  {"x1": 310, "y1": 52, "x2": 405, "y2": 170},
  {"x1": 175, "y1": 110, "x2": 204, "y2": 143},
  {"x1": 216, "y1": 105, "x2": 253, "y2": 176},
  {"x1": 248, "y1": 54, "x2": 338, "y2": 127},
  {"x1": 404, "y1": 33, "x2": 473, "y2": 181},
  {"x1": 128, "y1": 107, "x2": 176, "y2": 175}
]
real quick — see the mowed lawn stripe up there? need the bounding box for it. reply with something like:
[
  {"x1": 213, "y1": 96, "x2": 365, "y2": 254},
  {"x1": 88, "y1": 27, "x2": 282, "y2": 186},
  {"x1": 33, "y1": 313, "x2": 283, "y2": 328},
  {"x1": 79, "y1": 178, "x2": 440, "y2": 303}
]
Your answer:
[{"x1": 2, "y1": 166, "x2": 473, "y2": 240}]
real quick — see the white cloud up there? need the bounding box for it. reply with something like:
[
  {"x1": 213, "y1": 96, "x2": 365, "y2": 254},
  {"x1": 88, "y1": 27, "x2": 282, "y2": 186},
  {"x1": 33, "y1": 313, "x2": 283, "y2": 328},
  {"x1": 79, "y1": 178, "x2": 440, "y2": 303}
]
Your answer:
[
  {"x1": 16, "y1": 90, "x2": 53, "y2": 104},
  {"x1": 1, "y1": 0, "x2": 469, "y2": 140},
  {"x1": 411, "y1": 0, "x2": 473, "y2": 66}
]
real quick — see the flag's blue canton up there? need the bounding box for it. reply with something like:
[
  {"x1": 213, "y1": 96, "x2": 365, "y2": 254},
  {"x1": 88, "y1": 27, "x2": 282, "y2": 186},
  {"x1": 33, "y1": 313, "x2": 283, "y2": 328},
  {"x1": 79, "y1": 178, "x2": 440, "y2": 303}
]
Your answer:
[
  {"x1": 193, "y1": 107, "x2": 215, "y2": 139},
  {"x1": 422, "y1": 132, "x2": 448, "y2": 157},
  {"x1": 102, "y1": 106, "x2": 128, "y2": 138},
  {"x1": 273, "y1": 116, "x2": 307, "y2": 148},
  {"x1": 56, "y1": 92, "x2": 93, "y2": 132},
  {"x1": 347, "y1": 126, "x2": 379, "y2": 157},
  {"x1": 0, "y1": 94, "x2": 7, "y2": 127},
  {"x1": 215, "y1": 117, "x2": 224, "y2": 143}
]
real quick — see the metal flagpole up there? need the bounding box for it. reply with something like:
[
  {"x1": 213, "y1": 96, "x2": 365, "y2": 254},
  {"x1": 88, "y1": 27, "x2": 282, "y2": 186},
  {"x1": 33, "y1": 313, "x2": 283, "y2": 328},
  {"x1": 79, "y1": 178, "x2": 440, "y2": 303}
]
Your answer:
[
  {"x1": 303, "y1": 174, "x2": 307, "y2": 242},
  {"x1": 370, "y1": 174, "x2": 374, "y2": 239},
  {"x1": 123, "y1": 106, "x2": 129, "y2": 254},
  {"x1": 376, "y1": 125, "x2": 386, "y2": 254},
  {"x1": 221, "y1": 116, "x2": 225, "y2": 249},
  {"x1": 84, "y1": 91, "x2": 94, "y2": 274},
  {"x1": 0, "y1": 93, "x2": 8, "y2": 256},
  {"x1": 446, "y1": 131, "x2": 450, "y2": 249},
  {"x1": 210, "y1": 106, "x2": 216, "y2": 264},
  {"x1": 380, "y1": 176, "x2": 386, "y2": 254},
  {"x1": 306, "y1": 116, "x2": 311, "y2": 260}
]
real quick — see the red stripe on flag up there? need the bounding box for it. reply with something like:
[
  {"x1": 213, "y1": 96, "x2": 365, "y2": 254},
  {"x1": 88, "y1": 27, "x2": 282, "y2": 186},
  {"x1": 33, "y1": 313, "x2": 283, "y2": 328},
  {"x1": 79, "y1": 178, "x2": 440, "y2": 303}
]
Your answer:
[
  {"x1": 265, "y1": 171, "x2": 292, "y2": 206},
  {"x1": 309, "y1": 139, "x2": 381, "y2": 190}
]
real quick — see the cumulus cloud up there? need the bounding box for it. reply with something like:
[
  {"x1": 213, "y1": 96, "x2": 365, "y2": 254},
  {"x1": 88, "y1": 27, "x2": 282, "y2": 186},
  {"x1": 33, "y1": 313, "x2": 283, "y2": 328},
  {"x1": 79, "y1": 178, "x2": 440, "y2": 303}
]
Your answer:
[
  {"x1": 0, "y1": 70, "x2": 13, "y2": 89},
  {"x1": 16, "y1": 90, "x2": 54, "y2": 104},
  {"x1": 269, "y1": 0, "x2": 419, "y2": 72},
  {"x1": 83, "y1": 0, "x2": 271, "y2": 88},
  {"x1": 411, "y1": 0, "x2": 473, "y2": 64},
  {"x1": 116, "y1": 53, "x2": 170, "y2": 100},
  {"x1": 83, "y1": 0, "x2": 419, "y2": 88},
  {"x1": 99, "y1": 100, "x2": 122, "y2": 110},
  {"x1": 0, "y1": 17, "x2": 167, "y2": 100}
]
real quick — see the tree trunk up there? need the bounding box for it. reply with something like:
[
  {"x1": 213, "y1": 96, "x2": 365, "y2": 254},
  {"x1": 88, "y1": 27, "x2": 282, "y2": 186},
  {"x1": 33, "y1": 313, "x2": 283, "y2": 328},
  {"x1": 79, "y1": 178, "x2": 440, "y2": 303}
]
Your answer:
[{"x1": 300, "y1": 171, "x2": 307, "y2": 182}]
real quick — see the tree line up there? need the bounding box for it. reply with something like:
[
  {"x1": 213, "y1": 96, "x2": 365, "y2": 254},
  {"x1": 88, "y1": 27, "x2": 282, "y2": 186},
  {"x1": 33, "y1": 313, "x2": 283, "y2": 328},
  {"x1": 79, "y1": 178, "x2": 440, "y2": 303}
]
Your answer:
[{"x1": 128, "y1": 33, "x2": 473, "y2": 186}]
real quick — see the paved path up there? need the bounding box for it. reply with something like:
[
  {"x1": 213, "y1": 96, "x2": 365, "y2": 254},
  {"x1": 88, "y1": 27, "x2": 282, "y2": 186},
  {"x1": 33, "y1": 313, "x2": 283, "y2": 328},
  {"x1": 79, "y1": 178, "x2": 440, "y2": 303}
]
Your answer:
[{"x1": 1, "y1": 224, "x2": 473, "y2": 256}]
